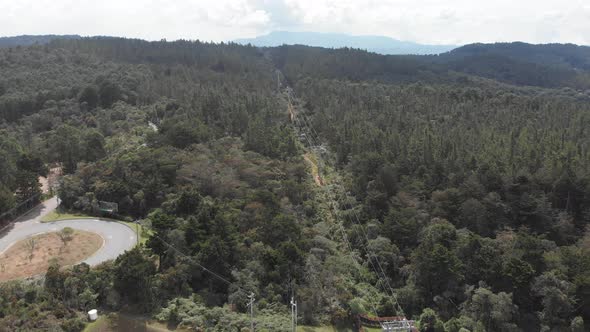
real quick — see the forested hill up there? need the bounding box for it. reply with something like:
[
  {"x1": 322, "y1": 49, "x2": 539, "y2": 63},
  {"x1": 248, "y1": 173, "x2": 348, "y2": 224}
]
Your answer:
[
  {"x1": 0, "y1": 34, "x2": 81, "y2": 47},
  {"x1": 436, "y1": 42, "x2": 590, "y2": 89},
  {"x1": 446, "y1": 42, "x2": 590, "y2": 71},
  {"x1": 0, "y1": 37, "x2": 589, "y2": 332},
  {"x1": 269, "y1": 42, "x2": 590, "y2": 90},
  {"x1": 3, "y1": 35, "x2": 589, "y2": 88}
]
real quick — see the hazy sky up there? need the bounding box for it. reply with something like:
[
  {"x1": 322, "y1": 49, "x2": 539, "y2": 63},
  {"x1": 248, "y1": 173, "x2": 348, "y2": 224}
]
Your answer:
[{"x1": 2, "y1": 0, "x2": 589, "y2": 45}]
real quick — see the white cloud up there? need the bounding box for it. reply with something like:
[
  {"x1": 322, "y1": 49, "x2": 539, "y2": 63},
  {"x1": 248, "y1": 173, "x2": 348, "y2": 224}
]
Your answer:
[
  {"x1": 0, "y1": 0, "x2": 270, "y2": 41},
  {"x1": 0, "y1": 0, "x2": 588, "y2": 45},
  {"x1": 279, "y1": 0, "x2": 590, "y2": 45}
]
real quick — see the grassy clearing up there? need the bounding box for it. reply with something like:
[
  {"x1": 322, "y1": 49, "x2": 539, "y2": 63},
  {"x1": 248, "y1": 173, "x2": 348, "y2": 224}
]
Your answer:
[
  {"x1": 83, "y1": 315, "x2": 109, "y2": 332},
  {"x1": 83, "y1": 312, "x2": 182, "y2": 332},
  {"x1": 41, "y1": 210, "x2": 95, "y2": 222}
]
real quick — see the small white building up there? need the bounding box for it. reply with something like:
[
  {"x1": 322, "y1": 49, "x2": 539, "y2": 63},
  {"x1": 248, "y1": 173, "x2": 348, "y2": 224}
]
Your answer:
[{"x1": 88, "y1": 309, "x2": 98, "y2": 321}]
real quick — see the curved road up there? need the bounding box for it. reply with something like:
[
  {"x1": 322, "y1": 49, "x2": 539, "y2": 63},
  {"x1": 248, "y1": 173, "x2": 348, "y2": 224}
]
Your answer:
[{"x1": 0, "y1": 197, "x2": 136, "y2": 266}]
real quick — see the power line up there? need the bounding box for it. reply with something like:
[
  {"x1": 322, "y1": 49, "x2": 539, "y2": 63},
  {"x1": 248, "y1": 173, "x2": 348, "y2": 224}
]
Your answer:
[
  {"x1": 291, "y1": 106, "x2": 382, "y2": 316},
  {"x1": 136, "y1": 220, "x2": 247, "y2": 291},
  {"x1": 0, "y1": 192, "x2": 42, "y2": 220},
  {"x1": 303, "y1": 109, "x2": 404, "y2": 315},
  {"x1": 287, "y1": 90, "x2": 406, "y2": 316},
  {"x1": 295, "y1": 117, "x2": 404, "y2": 314},
  {"x1": 298, "y1": 107, "x2": 396, "y2": 290},
  {"x1": 0, "y1": 193, "x2": 44, "y2": 234}
]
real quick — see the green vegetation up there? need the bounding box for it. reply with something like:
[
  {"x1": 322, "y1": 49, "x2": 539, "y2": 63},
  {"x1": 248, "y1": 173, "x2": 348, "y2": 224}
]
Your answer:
[
  {"x1": 0, "y1": 37, "x2": 589, "y2": 332},
  {"x1": 362, "y1": 328, "x2": 382, "y2": 332},
  {"x1": 298, "y1": 326, "x2": 354, "y2": 332},
  {"x1": 42, "y1": 210, "x2": 95, "y2": 222},
  {"x1": 82, "y1": 312, "x2": 181, "y2": 332},
  {"x1": 82, "y1": 315, "x2": 108, "y2": 332},
  {"x1": 120, "y1": 221, "x2": 151, "y2": 245}
]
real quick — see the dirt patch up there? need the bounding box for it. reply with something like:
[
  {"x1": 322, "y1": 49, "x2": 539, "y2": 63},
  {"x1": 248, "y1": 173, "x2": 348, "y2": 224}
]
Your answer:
[
  {"x1": 38, "y1": 166, "x2": 62, "y2": 194},
  {"x1": 0, "y1": 230, "x2": 103, "y2": 281}
]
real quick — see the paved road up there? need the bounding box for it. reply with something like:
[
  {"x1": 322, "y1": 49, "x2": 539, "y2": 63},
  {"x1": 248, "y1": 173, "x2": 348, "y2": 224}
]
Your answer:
[{"x1": 0, "y1": 197, "x2": 136, "y2": 266}]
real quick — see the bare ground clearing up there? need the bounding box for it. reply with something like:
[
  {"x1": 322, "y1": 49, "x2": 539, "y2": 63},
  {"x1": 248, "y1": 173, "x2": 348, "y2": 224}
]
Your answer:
[{"x1": 0, "y1": 230, "x2": 103, "y2": 281}]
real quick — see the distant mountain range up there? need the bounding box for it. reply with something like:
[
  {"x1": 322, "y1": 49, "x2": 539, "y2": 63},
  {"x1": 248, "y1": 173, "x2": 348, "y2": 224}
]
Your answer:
[
  {"x1": 234, "y1": 31, "x2": 457, "y2": 55},
  {"x1": 0, "y1": 35, "x2": 81, "y2": 47}
]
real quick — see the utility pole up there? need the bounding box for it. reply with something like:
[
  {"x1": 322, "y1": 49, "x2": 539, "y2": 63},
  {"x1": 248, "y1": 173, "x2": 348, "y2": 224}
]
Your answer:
[
  {"x1": 247, "y1": 292, "x2": 255, "y2": 332},
  {"x1": 134, "y1": 220, "x2": 140, "y2": 246},
  {"x1": 290, "y1": 297, "x2": 297, "y2": 332}
]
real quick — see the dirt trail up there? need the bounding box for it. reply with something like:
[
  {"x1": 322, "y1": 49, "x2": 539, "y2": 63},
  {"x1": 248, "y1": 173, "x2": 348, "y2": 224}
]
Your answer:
[
  {"x1": 289, "y1": 96, "x2": 323, "y2": 187},
  {"x1": 303, "y1": 153, "x2": 323, "y2": 186},
  {"x1": 288, "y1": 101, "x2": 295, "y2": 122}
]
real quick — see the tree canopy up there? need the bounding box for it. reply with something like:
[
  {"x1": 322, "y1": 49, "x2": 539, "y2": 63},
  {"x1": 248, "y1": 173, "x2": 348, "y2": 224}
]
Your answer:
[{"x1": 0, "y1": 37, "x2": 589, "y2": 332}]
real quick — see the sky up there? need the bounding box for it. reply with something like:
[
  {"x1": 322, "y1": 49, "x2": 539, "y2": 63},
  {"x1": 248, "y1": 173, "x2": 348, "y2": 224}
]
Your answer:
[{"x1": 1, "y1": 0, "x2": 589, "y2": 45}]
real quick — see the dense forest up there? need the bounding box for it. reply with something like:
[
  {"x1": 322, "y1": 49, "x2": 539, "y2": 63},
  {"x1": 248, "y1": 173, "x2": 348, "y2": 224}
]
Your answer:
[
  {"x1": 0, "y1": 37, "x2": 589, "y2": 332},
  {"x1": 0, "y1": 35, "x2": 81, "y2": 48}
]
